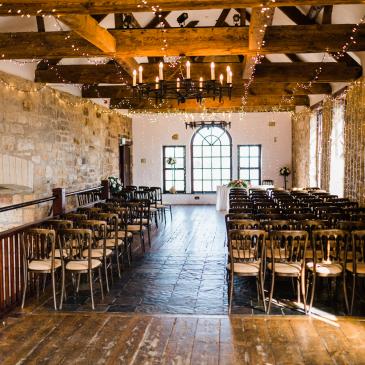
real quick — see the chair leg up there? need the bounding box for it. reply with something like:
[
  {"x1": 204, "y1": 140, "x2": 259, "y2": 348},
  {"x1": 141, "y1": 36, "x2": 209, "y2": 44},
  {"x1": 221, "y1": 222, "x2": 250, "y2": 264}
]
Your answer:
[
  {"x1": 297, "y1": 278, "x2": 301, "y2": 304},
  {"x1": 115, "y1": 246, "x2": 121, "y2": 278},
  {"x1": 104, "y1": 257, "x2": 110, "y2": 292},
  {"x1": 76, "y1": 273, "x2": 81, "y2": 293},
  {"x1": 267, "y1": 272, "x2": 275, "y2": 314},
  {"x1": 51, "y1": 270, "x2": 57, "y2": 311},
  {"x1": 260, "y1": 271, "x2": 266, "y2": 313},
  {"x1": 89, "y1": 270, "x2": 95, "y2": 310},
  {"x1": 228, "y1": 271, "x2": 234, "y2": 315},
  {"x1": 147, "y1": 225, "x2": 151, "y2": 248},
  {"x1": 350, "y1": 274, "x2": 356, "y2": 315},
  {"x1": 154, "y1": 213, "x2": 158, "y2": 228},
  {"x1": 59, "y1": 266, "x2": 65, "y2": 310},
  {"x1": 309, "y1": 273, "x2": 316, "y2": 314},
  {"x1": 343, "y1": 271, "x2": 350, "y2": 314},
  {"x1": 169, "y1": 206, "x2": 172, "y2": 220},
  {"x1": 301, "y1": 273, "x2": 307, "y2": 314},
  {"x1": 21, "y1": 270, "x2": 28, "y2": 309},
  {"x1": 98, "y1": 267, "x2": 104, "y2": 300}
]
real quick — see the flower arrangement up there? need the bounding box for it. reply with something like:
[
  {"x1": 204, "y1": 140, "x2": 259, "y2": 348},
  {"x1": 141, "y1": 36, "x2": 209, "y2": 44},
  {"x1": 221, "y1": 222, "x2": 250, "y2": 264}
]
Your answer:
[
  {"x1": 108, "y1": 176, "x2": 123, "y2": 195},
  {"x1": 166, "y1": 157, "x2": 176, "y2": 165},
  {"x1": 227, "y1": 179, "x2": 248, "y2": 188},
  {"x1": 279, "y1": 167, "x2": 291, "y2": 176}
]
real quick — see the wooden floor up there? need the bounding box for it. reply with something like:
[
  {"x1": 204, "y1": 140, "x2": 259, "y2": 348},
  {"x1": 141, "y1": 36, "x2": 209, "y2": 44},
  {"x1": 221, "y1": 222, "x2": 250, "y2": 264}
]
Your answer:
[
  {"x1": 2, "y1": 205, "x2": 365, "y2": 364},
  {"x1": 1, "y1": 312, "x2": 365, "y2": 364}
]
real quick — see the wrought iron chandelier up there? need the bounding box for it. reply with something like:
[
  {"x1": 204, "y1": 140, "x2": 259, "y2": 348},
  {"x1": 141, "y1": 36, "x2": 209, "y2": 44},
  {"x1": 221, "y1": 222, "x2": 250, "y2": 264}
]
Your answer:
[
  {"x1": 185, "y1": 121, "x2": 231, "y2": 130},
  {"x1": 132, "y1": 61, "x2": 233, "y2": 105}
]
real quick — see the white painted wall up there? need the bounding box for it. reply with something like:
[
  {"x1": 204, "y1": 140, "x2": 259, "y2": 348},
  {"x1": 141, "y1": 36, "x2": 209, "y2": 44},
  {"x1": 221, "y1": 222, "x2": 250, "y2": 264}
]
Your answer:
[{"x1": 131, "y1": 112, "x2": 292, "y2": 204}]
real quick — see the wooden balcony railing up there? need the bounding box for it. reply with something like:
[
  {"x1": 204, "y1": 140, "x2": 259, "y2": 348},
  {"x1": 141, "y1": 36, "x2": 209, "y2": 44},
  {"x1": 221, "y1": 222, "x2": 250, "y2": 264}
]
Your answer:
[{"x1": 0, "y1": 180, "x2": 110, "y2": 316}]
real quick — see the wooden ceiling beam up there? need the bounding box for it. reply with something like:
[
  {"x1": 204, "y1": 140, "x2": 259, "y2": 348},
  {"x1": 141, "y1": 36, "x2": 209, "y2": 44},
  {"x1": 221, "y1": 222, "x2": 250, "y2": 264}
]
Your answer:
[
  {"x1": 58, "y1": 14, "x2": 116, "y2": 53},
  {"x1": 82, "y1": 83, "x2": 332, "y2": 98},
  {"x1": 3, "y1": 25, "x2": 365, "y2": 59},
  {"x1": 243, "y1": 7, "x2": 275, "y2": 79},
  {"x1": 109, "y1": 95, "x2": 309, "y2": 110},
  {"x1": 0, "y1": 1, "x2": 363, "y2": 15},
  {"x1": 35, "y1": 62, "x2": 359, "y2": 84}
]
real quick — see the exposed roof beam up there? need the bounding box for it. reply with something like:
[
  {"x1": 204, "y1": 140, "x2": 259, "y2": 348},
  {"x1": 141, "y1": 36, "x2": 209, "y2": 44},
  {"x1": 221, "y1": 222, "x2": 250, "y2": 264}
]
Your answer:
[
  {"x1": 322, "y1": 5, "x2": 333, "y2": 24},
  {"x1": 82, "y1": 83, "x2": 332, "y2": 98},
  {"x1": 35, "y1": 63, "x2": 361, "y2": 84},
  {"x1": 0, "y1": 1, "x2": 363, "y2": 15},
  {"x1": 3, "y1": 25, "x2": 365, "y2": 59},
  {"x1": 243, "y1": 7, "x2": 275, "y2": 79},
  {"x1": 280, "y1": 6, "x2": 359, "y2": 66},
  {"x1": 109, "y1": 95, "x2": 309, "y2": 110},
  {"x1": 58, "y1": 14, "x2": 116, "y2": 53}
]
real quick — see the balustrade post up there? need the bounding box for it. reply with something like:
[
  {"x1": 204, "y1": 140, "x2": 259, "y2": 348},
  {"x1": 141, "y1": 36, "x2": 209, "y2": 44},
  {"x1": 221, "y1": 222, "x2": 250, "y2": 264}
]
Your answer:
[
  {"x1": 101, "y1": 179, "x2": 110, "y2": 200},
  {"x1": 52, "y1": 188, "x2": 66, "y2": 216}
]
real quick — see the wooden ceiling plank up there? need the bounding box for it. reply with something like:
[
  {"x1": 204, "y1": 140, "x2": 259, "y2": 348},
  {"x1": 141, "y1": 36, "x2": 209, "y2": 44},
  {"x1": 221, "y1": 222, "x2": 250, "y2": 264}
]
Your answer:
[
  {"x1": 58, "y1": 14, "x2": 116, "y2": 53},
  {"x1": 35, "y1": 63, "x2": 361, "y2": 84},
  {"x1": 0, "y1": 1, "x2": 363, "y2": 15},
  {"x1": 3, "y1": 25, "x2": 365, "y2": 59}
]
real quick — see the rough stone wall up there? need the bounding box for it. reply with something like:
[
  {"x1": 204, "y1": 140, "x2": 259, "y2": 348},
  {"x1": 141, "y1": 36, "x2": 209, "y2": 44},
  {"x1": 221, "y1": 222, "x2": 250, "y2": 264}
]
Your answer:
[
  {"x1": 344, "y1": 79, "x2": 365, "y2": 205},
  {"x1": 292, "y1": 108, "x2": 310, "y2": 188},
  {"x1": 0, "y1": 71, "x2": 132, "y2": 231}
]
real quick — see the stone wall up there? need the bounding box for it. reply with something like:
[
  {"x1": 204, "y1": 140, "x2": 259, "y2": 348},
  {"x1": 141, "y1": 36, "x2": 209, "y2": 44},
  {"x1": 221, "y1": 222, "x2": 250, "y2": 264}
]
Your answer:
[
  {"x1": 0, "y1": 71, "x2": 132, "y2": 231},
  {"x1": 291, "y1": 108, "x2": 310, "y2": 188}
]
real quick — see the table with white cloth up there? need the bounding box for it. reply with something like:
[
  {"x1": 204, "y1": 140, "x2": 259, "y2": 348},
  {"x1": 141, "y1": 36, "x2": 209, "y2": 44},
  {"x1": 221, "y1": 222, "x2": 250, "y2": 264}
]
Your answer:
[
  {"x1": 216, "y1": 185, "x2": 230, "y2": 211},
  {"x1": 215, "y1": 185, "x2": 275, "y2": 211}
]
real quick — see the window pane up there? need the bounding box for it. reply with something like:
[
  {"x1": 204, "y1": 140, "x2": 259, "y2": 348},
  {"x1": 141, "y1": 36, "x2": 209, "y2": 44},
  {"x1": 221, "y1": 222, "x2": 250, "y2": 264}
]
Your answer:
[
  {"x1": 240, "y1": 169, "x2": 250, "y2": 180},
  {"x1": 193, "y1": 145, "x2": 202, "y2": 157},
  {"x1": 174, "y1": 147, "x2": 184, "y2": 158},
  {"x1": 250, "y1": 157, "x2": 259, "y2": 168},
  {"x1": 202, "y1": 145, "x2": 211, "y2": 156},
  {"x1": 165, "y1": 180, "x2": 174, "y2": 189},
  {"x1": 212, "y1": 169, "x2": 221, "y2": 180},
  {"x1": 251, "y1": 179, "x2": 259, "y2": 186},
  {"x1": 211, "y1": 157, "x2": 221, "y2": 168},
  {"x1": 165, "y1": 170, "x2": 173, "y2": 180},
  {"x1": 193, "y1": 158, "x2": 202, "y2": 168},
  {"x1": 250, "y1": 146, "x2": 260, "y2": 157},
  {"x1": 240, "y1": 157, "x2": 249, "y2": 168},
  {"x1": 164, "y1": 147, "x2": 175, "y2": 156},
  {"x1": 175, "y1": 170, "x2": 184, "y2": 180},
  {"x1": 211, "y1": 145, "x2": 221, "y2": 157},
  {"x1": 212, "y1": 181, "x2": 221, "y2": 190},
  {"x1": 203, "y1": 170, "x2": 212, "y2": 180},
  {"x1": 175, "y1": 181, "x2": 185, "y2": 191},
  {"x1": 203, "y1": 181, "x2": 212, "y2": 192},
  {"x1": 250, "y1": 169, "x2": 259, "y2": 180},
  {"x1": 194, "y1": 181, "x2": 202, "y2": 191},
  {"x1": 222, "y1": 169, "x2": 231, "y2": 180},
  {"x1": 202, "y1": 158, "x2": 211, "y2": 168},
  {"x1": 221, "y1": 145, "x2": 230, "y2": 156},
  {"x1": 175, "y1": 158, "x2": 184, "y2": 169},
  {"x1": 240, "y1": 146, "x2": 249, "y2": 157},
  {"x1": 222, "y1": 158, "x2": 230, "y2": 168},
  {"x1": 194, "y1": 169, "x2": 202, "y2": 180}
]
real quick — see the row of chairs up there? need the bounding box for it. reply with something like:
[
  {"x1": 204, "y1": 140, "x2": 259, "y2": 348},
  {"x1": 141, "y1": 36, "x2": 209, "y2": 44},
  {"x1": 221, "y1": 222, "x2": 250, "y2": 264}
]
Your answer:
[
  {"x1": 21, "y1": 196, "x2": 166, "y2": 310},
  {"x1": 226, "y1": 188, "x2": 365, "y2": 314}
]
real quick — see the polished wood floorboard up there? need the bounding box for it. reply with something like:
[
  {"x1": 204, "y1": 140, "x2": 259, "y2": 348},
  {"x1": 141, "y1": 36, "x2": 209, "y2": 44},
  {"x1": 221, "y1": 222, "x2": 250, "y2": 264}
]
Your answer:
[{"x1": 1, "y1": 313, "x2": 365, "y2": 364}]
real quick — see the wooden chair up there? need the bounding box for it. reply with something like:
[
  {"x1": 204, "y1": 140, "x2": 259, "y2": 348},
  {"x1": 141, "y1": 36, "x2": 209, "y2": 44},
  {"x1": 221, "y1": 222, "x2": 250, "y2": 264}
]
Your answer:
[
  {"x1": 344, "y1": 230, "x2": 365, "y2": 314},
  {"x1": 266, "y1": 230, "x2": 308, "y2": 314},
  {"x1": 227, "y1": 229, "x2": 266, "y2": 313},
  {"x1": 59, "y1": 228, "x2": 104, "y2": 310},
  {"x1": 151, "y1": 186, "x2": 172, "y2": 220},
  {"x1": 21, "y1": 228, "x2": 61, "y2": 310},
  {"x1": 306, "y1": 229, "x2": 349, "y2": 314},
  {"x1": 125, "y1": 201, "x2": 147, "y2": 253}
]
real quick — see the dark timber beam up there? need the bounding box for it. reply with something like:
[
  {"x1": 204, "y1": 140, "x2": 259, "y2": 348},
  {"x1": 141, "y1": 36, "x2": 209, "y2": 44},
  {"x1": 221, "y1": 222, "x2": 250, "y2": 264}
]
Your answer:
[
  {"x1": 0, "y1": 1, "x2": 363, "y2": 15},
  {"x1": 35, "y1": 63, "x2": 361, "y2": 84}
]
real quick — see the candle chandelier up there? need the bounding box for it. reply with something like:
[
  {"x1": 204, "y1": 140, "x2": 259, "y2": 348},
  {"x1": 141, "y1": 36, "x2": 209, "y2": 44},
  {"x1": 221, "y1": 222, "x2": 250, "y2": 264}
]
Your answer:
[{"x1": 132, "y1": 61, "x2": 233, "y2": 105}]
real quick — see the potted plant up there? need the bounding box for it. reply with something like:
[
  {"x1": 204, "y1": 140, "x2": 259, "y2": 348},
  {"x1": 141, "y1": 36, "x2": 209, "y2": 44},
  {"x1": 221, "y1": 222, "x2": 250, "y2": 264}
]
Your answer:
[
  {"x1": 279, "y1": 166, "x2": 291, "y2": 189},
  {"x1": 108, "y1": 176, "x2": 123, "y2": 196}
]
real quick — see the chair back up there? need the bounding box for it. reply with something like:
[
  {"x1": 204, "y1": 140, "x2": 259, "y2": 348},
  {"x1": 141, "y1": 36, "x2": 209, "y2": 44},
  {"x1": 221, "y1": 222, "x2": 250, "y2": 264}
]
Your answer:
[
  {"x1": 263, "y1": 220, "x2": 292, "y2": 232},
  {"x1": 58, "y1": 228, "x2": 93, "y2": 263},
  {"x1": 76, "y1": 220, "x2": 107, "y2": 249},
  {"x1": 43, "y1": 219, "x2": 73, "y2": 230},
  {"x1": 77, "y1": 207, "x2": 102, "y2": 219},
  {"x1": 337, "y1": 220, "x2": 365, "y2": 231},
  {"x1": 226, "y1": 219, "x2": 261, "y2": 231},
  {"x1": 22, "y1": 228, "x2": 57, "y2": 263},
  {"x1": 269, "y1": 230, "x2": 308, "y2": 264},
  {"x1": 312, "y1": 229, "x2": 348, "y2": 264},
  {"x1": 63, "y1": 213, "x2": 88, "y2": 222},
  {"x1": 350, "y1": 230, "x2": 365, "y2": 270},
  {"x1": 228, "y1": 229, "x2": 266, "y2": 262}
]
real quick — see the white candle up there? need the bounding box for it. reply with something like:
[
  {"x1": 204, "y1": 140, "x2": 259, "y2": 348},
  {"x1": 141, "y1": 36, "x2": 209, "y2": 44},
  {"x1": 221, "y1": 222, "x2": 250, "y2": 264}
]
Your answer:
[
  {"x1": 132, "y1": 69, "x2": 137, "y2": 86},
  {"x1": 155, "y1": 76, "x2": 159, "y2": 89},
  {"x1": 186, "y1": 61, "x2": 191, "y2": 79},
  {"x1": 210, "y1": 62, "x2": 215, "y2": 80},
  {"x1": 219, "y1": 74, "x2": 223, "y2": 85},
  {"x1": 199, "y1": 77, "x2": 203, "y2": 90},
  {"x1": 226, "y1": 66, "x2": 231, "y2": 83},
  {"x1": 229, "y1": 71, "x2": 233, "y2": 84},
  {"x1": 177, "y1": 77, "x2": 180, "y2": 91},
  {"x1": 159, "y1": 62, "x2": 164, "y2": 81},
  {"x1": 138, "y1": 65, "x2": 143, "y2": 84}
]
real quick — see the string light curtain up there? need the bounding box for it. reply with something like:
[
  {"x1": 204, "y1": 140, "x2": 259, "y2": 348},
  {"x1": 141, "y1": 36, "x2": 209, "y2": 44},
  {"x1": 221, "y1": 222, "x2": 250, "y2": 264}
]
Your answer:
[
  {"x1": 329, "y1": 98, "x2": 345, "y2": 197},
  {"x1": 344, "y1": 78, "x2": 365, "y2": 205},
  {"x1": 309, "y1": 112, "x2": 318, "y2": 187}
]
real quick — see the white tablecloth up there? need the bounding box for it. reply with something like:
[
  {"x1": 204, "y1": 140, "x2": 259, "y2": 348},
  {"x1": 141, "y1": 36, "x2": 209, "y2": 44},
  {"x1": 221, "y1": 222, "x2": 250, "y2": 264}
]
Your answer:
[{"x1": 216, "y1": 185, "x2": 230, "y2": 211}]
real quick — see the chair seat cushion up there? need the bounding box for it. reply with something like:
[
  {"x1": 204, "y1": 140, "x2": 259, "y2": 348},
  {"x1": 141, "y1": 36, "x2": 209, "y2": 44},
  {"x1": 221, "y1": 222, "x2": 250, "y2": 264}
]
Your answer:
[
  {"x1": 127, "y1": 225, "x2": 145, "y2": 232},
  {"x1": 150, "y1": 207, "x2": 158, "y2": 212},
  {"x1": 156, "y1": 204, "x2": 168, "y2": 209},
  {"x1": 268, "y1": 262, "x2": 301, "y2": 275},
  {"x1": 66, "y1": 259, "x2": 101, "y2": 271},
  {"x1": 306, "y1": 262, "x2": 343, "y2": 275},
  {"x1": 111, "y1": 231, "x2": 133, "y2": 239},
  {"x1": 132, "y1": 219, "x2": 149, "y2": 225},
  {"x1": 52, "y1": 249, "x2": 68, "y2": 258},
  {"x1": 346, "y1": 262, "x2": 365, "y2": 274},
  {"x1": 82, "y1": 248, "x2": 112, "y2": 258},
  {"x1": 105, "y1": 238, "x2": 126, "y2": 247},
  {"x1": 29, "y1": 259, "x2": 61, "y2": 271},
  {"x1": 226, "y1": 262, "x2": 260, "y2": 274}
]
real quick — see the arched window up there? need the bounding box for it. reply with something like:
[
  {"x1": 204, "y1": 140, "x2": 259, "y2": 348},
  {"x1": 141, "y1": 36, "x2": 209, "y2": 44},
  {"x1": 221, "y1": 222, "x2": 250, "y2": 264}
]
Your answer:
[{"x1": 191, "y1": 126, "x2": 232, "y2": 192}]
